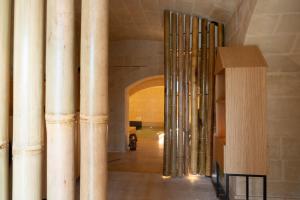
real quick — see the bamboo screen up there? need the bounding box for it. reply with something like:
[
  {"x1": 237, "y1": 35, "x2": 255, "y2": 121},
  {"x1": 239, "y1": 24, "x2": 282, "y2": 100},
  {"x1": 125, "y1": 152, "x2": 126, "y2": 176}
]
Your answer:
[{"x1": 163, "y1": 10, "x2": 224, "y2": 177}]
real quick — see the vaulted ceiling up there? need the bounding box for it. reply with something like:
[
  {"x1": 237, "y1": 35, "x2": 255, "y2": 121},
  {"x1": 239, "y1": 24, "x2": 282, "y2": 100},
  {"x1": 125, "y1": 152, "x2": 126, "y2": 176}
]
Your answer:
[{"x1": 109, "y1": 0, "x2": 241, "y2": 41}]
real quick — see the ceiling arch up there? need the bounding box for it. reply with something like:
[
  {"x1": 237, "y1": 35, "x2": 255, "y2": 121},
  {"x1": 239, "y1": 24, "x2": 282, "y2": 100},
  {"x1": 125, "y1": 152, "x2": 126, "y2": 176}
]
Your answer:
[{"x1": 109, "y1": 0, "x2": 242, "y2": 41}]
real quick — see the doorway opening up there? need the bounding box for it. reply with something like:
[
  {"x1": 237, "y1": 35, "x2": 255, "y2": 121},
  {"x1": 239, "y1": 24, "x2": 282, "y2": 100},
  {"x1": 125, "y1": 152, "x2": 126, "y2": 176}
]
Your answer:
[{"x1": 108, "y1": 75, "x2": 164, "y2": 174}]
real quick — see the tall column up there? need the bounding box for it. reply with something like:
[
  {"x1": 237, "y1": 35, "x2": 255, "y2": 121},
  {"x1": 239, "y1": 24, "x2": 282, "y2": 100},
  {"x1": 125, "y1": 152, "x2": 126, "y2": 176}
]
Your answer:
[
  {"x1": 163, "y1": 10, "x2": 171, "y2": 176},
  {"x1": 13, "y1": 1, "x2": 45, "y2": 199},
  {"x1": 206, "y1": 23, "x2": 216, "y2": 176},
  {"x1": 177, "y1": 14, "x2": 184, "y2": 177},
  {"x1": 190, "y1": 16, "x2": 199, "y2": 175},
  {"x1": 170, "y1": 13, "x2": 178, "y2": 177},
  {"x1": 199, "y1": 18, "x2": 208, "y2": 175},
  {"x1": 184, "y1": 15, "x2": 191, "y2": 175},
  {"x1": 45, "y1": 0, "x2": 76, "y2": 199},
  {"x1": 80, "y1": 0, "x2": 109, "y2": 199},
  {"x1": 0, "y1": 1, "x2": 12, "y2": 199}
]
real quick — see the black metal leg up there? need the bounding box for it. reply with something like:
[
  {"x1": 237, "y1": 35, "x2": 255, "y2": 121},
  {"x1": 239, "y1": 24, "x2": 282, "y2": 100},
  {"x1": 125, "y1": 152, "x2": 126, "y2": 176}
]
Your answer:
[
  {"x1": 216, "y1": 164, "x2": 220, "y2": 197},
  {"x1": 263, "y1": 176, "x2": 267, "y2": 200},
  {"x1": 246, "y1": 176, "x2": 249, "y2": 200},
  {"x1": 225, "y1": 174, "x2": 229, "y2": 200}
]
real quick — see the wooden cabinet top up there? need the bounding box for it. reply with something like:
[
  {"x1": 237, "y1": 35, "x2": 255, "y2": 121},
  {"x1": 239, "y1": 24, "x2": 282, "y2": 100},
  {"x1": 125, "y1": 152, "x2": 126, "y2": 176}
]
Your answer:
[{"x1": 215, "y1": 45, "x2": 267, "y2": 74}]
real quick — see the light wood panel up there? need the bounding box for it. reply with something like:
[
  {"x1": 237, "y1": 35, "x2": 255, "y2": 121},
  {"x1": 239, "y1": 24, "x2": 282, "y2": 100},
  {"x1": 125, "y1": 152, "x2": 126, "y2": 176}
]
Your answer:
[
  {"x1": 215, "y1": 46, "x2": 267, "y2": 74},
  {"x1": 225, "y1": 67, "x2": 267, "y2": 175}
]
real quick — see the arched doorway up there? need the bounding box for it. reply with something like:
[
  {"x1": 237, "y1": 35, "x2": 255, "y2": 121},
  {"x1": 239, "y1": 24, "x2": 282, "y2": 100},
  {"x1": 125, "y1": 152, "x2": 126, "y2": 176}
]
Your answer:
[{"x1": 108, "y1": 75, "x2": 164, "y2": 173}]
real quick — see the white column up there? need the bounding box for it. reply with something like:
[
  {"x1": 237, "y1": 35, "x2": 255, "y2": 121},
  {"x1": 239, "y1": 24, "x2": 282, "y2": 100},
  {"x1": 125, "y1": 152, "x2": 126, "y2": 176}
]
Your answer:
[
  {"x1": 46, "y1": 0, "x2": 76, "y2": 199},
  {"x1": 80, "y1": 0, "x2": 109, "y2": 199},
  {"x1": 13, "y1": 1, "x2": 45, "y2": 199},
  {"x1": 0, "y1": 1, "x2": 12, "y2": 199}
]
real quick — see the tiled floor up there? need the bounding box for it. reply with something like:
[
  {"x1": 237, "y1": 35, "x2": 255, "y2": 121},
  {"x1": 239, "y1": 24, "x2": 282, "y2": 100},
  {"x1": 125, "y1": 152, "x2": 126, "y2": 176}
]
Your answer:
[
  {"x1": 108, "y1": 171, "x2": 218, "y2": 200},
  {"x1": 107, "y1": 128, "x2": 218, "y2": 200},
  {"x1": 77, "y1": 128, "x2": 218, "y2": 200}
]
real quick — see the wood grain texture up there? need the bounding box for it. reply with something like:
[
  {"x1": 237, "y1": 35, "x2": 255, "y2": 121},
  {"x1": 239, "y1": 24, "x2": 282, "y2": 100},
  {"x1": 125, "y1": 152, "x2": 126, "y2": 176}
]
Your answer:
[
  {"x1": 13, "y1": 1, "x2": 45, "y2": 199},
  {"x1": 190, "y1": 16, "x2": 199, "y2": 175},
  {"x1": 215, "y1": 74, "x2": 225, "y2": 138},
  {"x1": 199, "y1": 18, "x2": 208, "y2": 175},
  {"x1": 215, "y1": 46, "x2": 267, "y2": 74},
  {"x1": 170, "y1": 13, "x2": 177, "y2": 177},
  {"x1": 0, "y1": 1, "x2": 12, "y2": 199},
  {"x1": 214, "y1": 135, "x2": 225, "y2": 172},
  {"x1": 224, "y1": 67, "x2": 267, "y2": 175},
  {"x1": 177, "y1": 14, "x2": 184, "y2": 177},
  {"x1": 163, "y1": 10, "x2": 171, "y2": 176},
  {"x1": 183, "y1": 15, "x2": 191, "y2": 176}
]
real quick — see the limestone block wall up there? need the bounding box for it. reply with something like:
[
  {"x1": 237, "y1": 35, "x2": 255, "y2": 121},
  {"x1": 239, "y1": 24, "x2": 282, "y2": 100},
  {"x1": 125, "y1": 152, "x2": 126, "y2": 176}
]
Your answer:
[
  {"x1": 226, "y1": 0, "x2": 300, "y2": 199},
  {"x1": 108, "y1": 40, "x2": 164, "y2": 152}
]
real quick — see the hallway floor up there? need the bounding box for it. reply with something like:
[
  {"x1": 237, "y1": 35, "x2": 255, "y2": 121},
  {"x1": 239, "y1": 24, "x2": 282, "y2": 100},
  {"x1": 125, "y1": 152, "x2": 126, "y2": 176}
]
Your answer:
[
  {"x1": 108, "y1": 127, "x2": 164, "y2": 173},
  {"x1": 106, "y1": 127, "x2": 218, "y2": 200}
]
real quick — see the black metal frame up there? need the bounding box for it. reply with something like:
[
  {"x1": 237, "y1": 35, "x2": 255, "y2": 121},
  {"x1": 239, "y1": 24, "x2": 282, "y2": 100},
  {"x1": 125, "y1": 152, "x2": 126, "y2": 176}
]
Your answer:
[
  {"x1": 212, "y1": 162, "x2": 267, "y2": 200},
  {"x1": 225, "y1": 174, "x2": 267, "y2": 200}
]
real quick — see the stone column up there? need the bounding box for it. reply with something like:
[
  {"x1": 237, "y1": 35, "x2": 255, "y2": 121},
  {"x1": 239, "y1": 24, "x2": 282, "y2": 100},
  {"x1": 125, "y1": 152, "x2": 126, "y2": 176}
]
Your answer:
[
  {"x1": 45, "y1": 0, "x2": 76, "y2": 199},
  {"x1": 12, "y1": 1, "x2": 45, "y2": 199},
  {"x1": 0, "y1": 1, "x2": 12, "y2": 199},
  {"x1": 80, "y1": 0, "x2": 109, "y2": 199}
]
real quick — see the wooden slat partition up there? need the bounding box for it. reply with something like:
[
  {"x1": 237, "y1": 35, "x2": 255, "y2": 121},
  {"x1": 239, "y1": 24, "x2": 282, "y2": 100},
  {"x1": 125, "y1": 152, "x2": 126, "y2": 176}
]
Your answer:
[
  {"x1": 170, "y1": 13, "x2": 178, "y2": 177},
  {"x1": 163, "y1": 10, "x2": 171, "y2": 176},
  {"x1": 163, "y1": 11, "x2": 224, "y2": 177},
  {"x1": 190, "y1": 16, "x2": 199, "y2": 175},
  {"x1": 177, "y1": 14, "x2": 184, "y2": 177},
  {"x1": 199, "y1": 18, "x2": 208, "y2": 175}
]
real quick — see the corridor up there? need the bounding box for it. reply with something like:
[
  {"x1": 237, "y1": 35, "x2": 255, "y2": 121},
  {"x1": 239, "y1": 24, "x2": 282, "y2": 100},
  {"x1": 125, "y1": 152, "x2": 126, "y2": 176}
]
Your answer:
[{"x1": 107, "y1": 128, "x2": 217, "y2": 200}]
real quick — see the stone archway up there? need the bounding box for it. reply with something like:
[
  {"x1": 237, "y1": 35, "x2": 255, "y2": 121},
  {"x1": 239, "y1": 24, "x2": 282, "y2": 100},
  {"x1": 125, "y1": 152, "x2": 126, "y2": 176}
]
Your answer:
[{"x1": 124, "y1": 75, "x2": 164, "y2": 150}]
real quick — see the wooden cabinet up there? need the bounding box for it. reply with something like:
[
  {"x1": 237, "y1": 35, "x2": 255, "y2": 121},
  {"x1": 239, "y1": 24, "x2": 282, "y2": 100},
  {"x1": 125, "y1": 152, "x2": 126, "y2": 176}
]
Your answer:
[{"x1": 214, "y1": 46, "x2": 267, "y2": 175}]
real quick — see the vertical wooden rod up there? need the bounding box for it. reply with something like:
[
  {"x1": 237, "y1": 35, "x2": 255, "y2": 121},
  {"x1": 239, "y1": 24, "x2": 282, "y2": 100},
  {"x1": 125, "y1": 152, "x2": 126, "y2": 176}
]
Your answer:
[
  {"x1": 170, "y1": 13, "x2": 178, "y2": 177},
  {"x1": 218, "y1": 23, "x2": 224, "y2": 47},
  {"x1": 163, "y1": 10, "x2": 171, "y2": 176},
  {"x1": 205, "y1": 23, "x2": 216, "y2": 176},
  {"x1": 183, "y1": 15, "x2": 190, "y2": 175},
  {"x1": 177, "y1": 14, "x2": 184, "y2": 177},
  {"x1": 190, "y1": 16, "x2": 199, "y2": 175},
  {"x1": 199, "y1": 18, "x2": 208, "y2": 175},
  {"x1": 80, "y1": 0, "x2": 109, "y2": 199},
  {"x1": 13, "y1": 1, "x2": 45, "y2": 199},
  {"x1": 0, "y1": 1, "x2": 12, "y2": 199},
  {"x1": 46, "y1": 0, "x2": 76, "y2": 199}
]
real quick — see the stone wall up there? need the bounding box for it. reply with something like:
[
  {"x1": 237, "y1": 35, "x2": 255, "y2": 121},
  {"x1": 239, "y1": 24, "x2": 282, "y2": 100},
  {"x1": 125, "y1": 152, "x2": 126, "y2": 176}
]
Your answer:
[
  {"x1": 225, "y1": 0, "x2": 300, "y2": 199},
  {"x1": 225, "y1": 0, "x2": 257, "y2": 45},
  {"x1": 108, "y1": 40, "x2": 164, "y2": 152}
]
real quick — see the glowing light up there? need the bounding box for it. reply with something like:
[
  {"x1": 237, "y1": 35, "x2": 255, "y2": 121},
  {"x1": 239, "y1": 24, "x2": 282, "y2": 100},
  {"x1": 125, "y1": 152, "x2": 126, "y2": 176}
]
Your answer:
[
  {"x1": 162, "y1": 176, "x2": 171, "y2": 179},
  {"x1": 157, "y1": 132, "x2": 164, "y2": 145},
  {"x1": 187, "y1": 175, "x2": 201, "y2": 183}
]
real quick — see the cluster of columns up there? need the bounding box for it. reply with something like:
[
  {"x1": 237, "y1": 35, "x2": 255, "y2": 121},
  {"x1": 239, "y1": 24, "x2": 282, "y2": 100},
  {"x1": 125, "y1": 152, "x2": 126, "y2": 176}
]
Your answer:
[
  {"x1": 163, "y1": 10, "x2": 224, "y2": 177},
  {"x1": 0, "y1": 0, "x2": 109, "y2": 199}
]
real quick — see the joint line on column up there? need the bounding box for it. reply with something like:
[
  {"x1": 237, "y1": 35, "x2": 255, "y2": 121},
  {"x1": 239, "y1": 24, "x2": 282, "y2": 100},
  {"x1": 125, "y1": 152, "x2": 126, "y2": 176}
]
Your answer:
[
  {"x1": 13, "y1": 144, "x2": 44, "y2": 155},
  {"x1": 80, "y1": 114, "x2": 108, "y2": 124},
  {"x1": 45, "y1": 114, "x2": 76, "y2": 124},
  {"x1": 0, "y1": 142, "x2": 9, "y2": 149}
]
